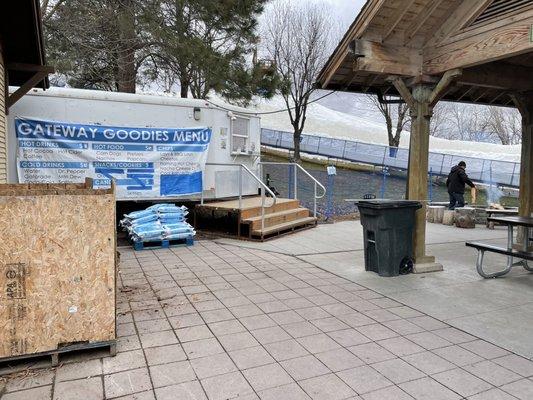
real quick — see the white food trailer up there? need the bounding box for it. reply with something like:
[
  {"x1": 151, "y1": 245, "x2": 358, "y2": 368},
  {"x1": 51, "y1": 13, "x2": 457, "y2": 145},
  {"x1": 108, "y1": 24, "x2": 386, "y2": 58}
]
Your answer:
[{"x1": 6, "y1": 87, "x2": 261, "y2": 201}]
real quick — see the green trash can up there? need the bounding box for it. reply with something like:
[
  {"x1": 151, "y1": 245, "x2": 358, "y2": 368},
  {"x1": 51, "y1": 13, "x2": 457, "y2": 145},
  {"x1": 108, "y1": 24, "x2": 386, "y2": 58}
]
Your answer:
[{"x1": 357, "y1": 200, "x2": 422, "y2": 277}]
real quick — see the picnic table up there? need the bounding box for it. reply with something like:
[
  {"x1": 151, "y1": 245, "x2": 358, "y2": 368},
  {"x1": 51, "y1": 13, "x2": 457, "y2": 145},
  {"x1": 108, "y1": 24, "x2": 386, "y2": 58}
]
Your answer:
[
  {"x1": 466, "y1": 216, "x2": 533, "y2": 278},
  {"x1": 485, "y1": 208, "x2": 519, "y2": 229}
]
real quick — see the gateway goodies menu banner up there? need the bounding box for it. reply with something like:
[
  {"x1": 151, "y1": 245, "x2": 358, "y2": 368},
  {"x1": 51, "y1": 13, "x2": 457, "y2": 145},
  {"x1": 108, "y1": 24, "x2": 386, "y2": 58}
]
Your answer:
[{"x1": 15, "y1": 118, "x2": 212, "y2": 199}]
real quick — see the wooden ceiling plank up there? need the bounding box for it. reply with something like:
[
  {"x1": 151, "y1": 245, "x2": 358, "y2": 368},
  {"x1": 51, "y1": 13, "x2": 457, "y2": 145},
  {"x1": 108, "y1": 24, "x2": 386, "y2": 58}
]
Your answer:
[
  {"x1": 382, "y1": 0, "x2": 417, "y2": 42},
  {"x1": 461, "y1": 0, "x2": 494, "y2": 28},
  {"x1": 320, "y1": 50, "x2": 349, "y2": 89},
  {"x1": 473, "y1": 87, "x2": 492, "y2": 102},
  {"x1": 425, "y1": 0, "x2": 492, "y2": 48},
  {"x1": 342, "y1": 66, "x2": 361, "y2": 89},
  {"x1": 403, "y1": 0, "x2": 445, "y2": 45},
  {"x1": 456, "y1": 86, "x2": 475, "y2": 102},
  {"x1": 319, "y1": 0, "x2": 533, "y2": 109},
  {"x1": 362, "y1": 74, "x2": 381, "y2": 93},
  {"x1": 488, "y1": 91, "x2": 507, "y2": 105}
]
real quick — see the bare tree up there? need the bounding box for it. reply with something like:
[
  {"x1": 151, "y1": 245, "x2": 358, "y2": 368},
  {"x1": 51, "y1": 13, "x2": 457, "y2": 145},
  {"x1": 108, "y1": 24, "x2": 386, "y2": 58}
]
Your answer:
[
  {"x1": 481, "y1": 106, "x2": 521, "y2": 145},
  {"x1": 430, "y1": 102, "x2": 449, "y2": 138},
  {"x1": 444, "y1": 103, "x2": 486, "y2": 141},
  {"x1": 41, "y1": 0, "x2": 66, "y2": 22},
  {"x1": 366, "y1": 95, "x2": 410, "y2": 152},
  {"x1": 262, "y1": 0, "x2": 335, "y2": 161}
]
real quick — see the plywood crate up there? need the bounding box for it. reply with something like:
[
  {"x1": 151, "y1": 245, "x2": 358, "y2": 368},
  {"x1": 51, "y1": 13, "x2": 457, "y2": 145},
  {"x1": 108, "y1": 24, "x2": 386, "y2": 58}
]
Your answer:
[{"x1": 0, "y1": 179, "x2": 116, "y2": 360}]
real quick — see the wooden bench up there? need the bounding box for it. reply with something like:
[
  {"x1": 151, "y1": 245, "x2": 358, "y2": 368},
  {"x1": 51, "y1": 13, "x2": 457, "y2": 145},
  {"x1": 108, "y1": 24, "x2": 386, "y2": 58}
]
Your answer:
[{"x1": 466, "y1": 241, "x2": 533, "y2": 278}]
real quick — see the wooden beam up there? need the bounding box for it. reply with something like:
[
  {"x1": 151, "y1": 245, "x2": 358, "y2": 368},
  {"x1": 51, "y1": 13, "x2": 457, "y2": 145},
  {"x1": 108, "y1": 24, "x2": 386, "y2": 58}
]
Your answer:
[
  {"x1": 472, "y1": 87, "x2": 491, "y2": 103},
  {"x1": 510, "y1": 93, "x2": 533, "y2": 223},
  {"x1": 353, "y1": 39, "x2": 421, "y2": 76},
  {"x1": 6, "y1": 63, "x2": 55, "y2": 74},
  {"x1": 488, "y1": 91, "x2": 507, "y2": 105},
  {"x1": 7, "y1": 70, "x2": 50, "y2": 108},
  {"x1": 382, "y1": 0, "x2": 417, "y2": 42},
  {"x1": 403, "y1": 0, "x2": 445, "y2": 44},
  {"x1": 388, "y1": 76, "x2": 416, "y2": 110},
  {"x1": 456, "y1": 86, "x2": 475, "y2": 102},
  {"x1": 407, "y1": 74, "x2": 439, "y2": 86},
  {"x1": 457, "y1": 63, "x2": 533, "y2": 91},
  {"x1": 428, "y1": 68, "x2": 462, "y2": 106},
  {"x1": 423, "y1": 16, "x2": 533, "y2": 74}
]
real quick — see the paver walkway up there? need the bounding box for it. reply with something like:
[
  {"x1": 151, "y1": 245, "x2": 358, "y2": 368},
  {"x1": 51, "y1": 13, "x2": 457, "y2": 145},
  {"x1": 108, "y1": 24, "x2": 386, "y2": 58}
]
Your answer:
[
  {"x1": 218, "y1": 221, "x2": 533, "y2": 359},
  {"x1": 2, "y1": 241, "x2": 533, "y2": 399}
]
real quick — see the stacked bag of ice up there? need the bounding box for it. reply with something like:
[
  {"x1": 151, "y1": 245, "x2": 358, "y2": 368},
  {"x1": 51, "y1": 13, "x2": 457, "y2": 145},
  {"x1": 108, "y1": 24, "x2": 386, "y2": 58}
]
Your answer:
[{"x1": 120, "y1": 203, "x2": 195, "y2": 243}]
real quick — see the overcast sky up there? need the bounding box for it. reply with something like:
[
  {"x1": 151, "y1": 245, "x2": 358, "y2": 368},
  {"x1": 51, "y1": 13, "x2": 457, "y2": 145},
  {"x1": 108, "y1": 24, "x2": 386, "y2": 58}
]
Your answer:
[
  {"x1": 321, "y1": 0, "x2": 366, "y2": 30},
  {"x1": 259, "y1": 0, "x2": 367, "y2": 48}
]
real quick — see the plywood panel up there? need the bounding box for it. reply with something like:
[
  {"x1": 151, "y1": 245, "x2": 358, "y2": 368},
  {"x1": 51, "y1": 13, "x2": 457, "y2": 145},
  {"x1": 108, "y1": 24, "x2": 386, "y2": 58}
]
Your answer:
[{"x1": 0, "y1": 183, "x2": 116, "y2": 358}]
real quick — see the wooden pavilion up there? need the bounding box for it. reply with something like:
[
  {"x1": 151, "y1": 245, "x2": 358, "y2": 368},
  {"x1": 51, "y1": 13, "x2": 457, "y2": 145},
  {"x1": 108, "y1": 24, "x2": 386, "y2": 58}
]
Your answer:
[{"x1": 317, "y1": 0, "x2": 533, "y2": 272}]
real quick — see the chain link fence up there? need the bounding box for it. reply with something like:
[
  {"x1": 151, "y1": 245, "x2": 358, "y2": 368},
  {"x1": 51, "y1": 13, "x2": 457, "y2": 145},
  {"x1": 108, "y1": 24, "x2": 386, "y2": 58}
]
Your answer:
[{"x1": 261, "y1": 129, "x2": 520, "y2": 188}]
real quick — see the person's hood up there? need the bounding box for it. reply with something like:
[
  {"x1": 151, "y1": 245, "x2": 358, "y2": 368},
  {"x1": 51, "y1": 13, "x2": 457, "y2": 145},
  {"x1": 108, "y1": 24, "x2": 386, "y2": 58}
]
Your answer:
[{"x1": 451, "y1": 165, "x2": 462, "y2": 173}]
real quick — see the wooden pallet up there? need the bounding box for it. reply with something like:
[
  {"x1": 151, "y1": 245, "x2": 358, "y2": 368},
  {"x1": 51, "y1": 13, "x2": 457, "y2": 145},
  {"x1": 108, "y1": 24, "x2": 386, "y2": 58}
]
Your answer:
[
  {"x1": 0, "y1": 340, "x2": 116, "y2": 372},
  {"x1": 133, "y1": 237, "x2": 194, "y2": 251}
]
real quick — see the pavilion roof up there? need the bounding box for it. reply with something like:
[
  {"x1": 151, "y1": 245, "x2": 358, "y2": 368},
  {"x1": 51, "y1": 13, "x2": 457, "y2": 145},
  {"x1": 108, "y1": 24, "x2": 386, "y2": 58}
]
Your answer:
[
  {"x1": 0, "y1": 0, "x2": 49, "y2": 89},
  {"x1": 317, "y1": 0, "x2": 533, "y2": 107}
]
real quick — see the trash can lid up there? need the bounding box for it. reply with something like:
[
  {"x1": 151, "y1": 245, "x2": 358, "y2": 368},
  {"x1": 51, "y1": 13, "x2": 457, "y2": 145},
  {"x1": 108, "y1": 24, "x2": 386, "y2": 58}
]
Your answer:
[{"x1": 356, "y1": 200, "x2": 422, "y2": 209}]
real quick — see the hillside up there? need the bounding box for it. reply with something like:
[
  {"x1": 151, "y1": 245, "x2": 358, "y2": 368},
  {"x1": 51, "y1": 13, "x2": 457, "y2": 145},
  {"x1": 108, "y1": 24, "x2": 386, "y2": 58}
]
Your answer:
[{"x1": 252, "y1": 92, "x2": 521, "y2": 162}]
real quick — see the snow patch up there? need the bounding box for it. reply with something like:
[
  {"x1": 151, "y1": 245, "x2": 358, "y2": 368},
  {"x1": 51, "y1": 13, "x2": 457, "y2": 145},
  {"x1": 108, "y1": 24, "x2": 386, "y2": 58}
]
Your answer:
[{"x1": 252, "y1": 94, "x2": 521, "y2": 163}]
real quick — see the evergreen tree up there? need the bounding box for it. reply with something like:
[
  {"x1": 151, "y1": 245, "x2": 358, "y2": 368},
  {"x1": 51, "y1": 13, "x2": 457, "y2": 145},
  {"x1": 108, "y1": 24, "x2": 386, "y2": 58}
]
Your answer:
[
  {"x1": 42, "y1": 0, "x2": 155, "y2": 93},
  {"x1": 42, "y1": 0, "x2": 277, "y2": 101},
  {"x1": 145, "y1": 0, "x2": 278, "y2": 102}
]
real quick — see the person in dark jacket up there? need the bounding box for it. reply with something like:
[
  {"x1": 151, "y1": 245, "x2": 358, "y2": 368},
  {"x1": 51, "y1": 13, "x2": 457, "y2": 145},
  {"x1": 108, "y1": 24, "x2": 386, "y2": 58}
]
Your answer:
[{"x1": 446, "y1": 161, "x2": 475, "y2": 209}]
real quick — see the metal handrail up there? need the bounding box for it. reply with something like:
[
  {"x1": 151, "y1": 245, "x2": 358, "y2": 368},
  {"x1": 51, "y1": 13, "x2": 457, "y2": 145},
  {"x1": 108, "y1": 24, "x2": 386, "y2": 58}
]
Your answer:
[
  {"x1": 258, "y1": 162, "x2": 326, "y2": 218},
  {"x1": 201, "y1": 163, "x2": 277, "y2": 232}
]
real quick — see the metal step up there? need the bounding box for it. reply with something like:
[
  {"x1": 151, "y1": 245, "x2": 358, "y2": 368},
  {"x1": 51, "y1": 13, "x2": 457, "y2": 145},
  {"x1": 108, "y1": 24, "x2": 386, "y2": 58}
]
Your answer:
[
  {"x1": 251, "y1": 216, "x2": 317, "y2": 237},
  {"x1": 242, "y1": 207, "x2": 311, "y2": 230}
]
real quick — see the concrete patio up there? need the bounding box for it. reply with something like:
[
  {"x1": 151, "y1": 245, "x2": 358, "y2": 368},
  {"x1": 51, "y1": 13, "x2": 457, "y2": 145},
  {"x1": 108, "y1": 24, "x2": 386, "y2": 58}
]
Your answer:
[
  {"x1": 219, "y1": 221, "x2": 533, "y2": 359},
  {"x1": 2, "y1": 222, "x2": 533, "y2": 400}
]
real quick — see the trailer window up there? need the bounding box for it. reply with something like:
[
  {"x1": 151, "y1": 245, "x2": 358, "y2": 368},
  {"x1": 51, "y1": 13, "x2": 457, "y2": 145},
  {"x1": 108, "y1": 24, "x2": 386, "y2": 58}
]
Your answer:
[{"x1": 231, "y1": 116, "x2": 249, "y2": 154}]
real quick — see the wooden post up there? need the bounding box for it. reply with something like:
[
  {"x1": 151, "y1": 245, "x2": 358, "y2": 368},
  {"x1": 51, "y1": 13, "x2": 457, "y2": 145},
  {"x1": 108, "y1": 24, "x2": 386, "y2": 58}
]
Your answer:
[
  {"x1": 409, "y1": 84, "x2": 433, "y2": 264},
  {"x1": 389, "y1": 71, "x2": 461, "y2": 273},
  {"x1": 511, "y1": 93, "x2": 533, "y2": 249}
]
